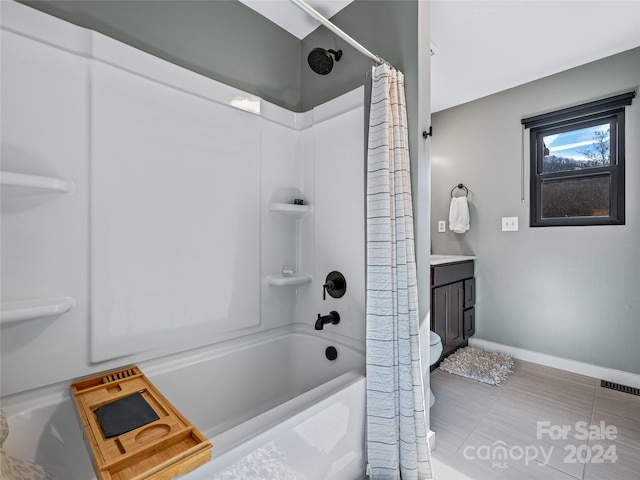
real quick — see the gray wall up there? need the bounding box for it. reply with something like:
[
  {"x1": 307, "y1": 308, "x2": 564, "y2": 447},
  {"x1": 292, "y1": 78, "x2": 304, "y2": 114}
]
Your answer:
[
  {"x1": 301, "y1": 0, "x2": 417, "y2": 111},
  {"x1": 19, "y1": 0, "x2": 427, "y2": 119},
  {"x1": 19, "y1": 0, "x2": 303, "y2": 110},
  {"x1": 431, "y1": 47, "x2": 640, "y2": 374}
]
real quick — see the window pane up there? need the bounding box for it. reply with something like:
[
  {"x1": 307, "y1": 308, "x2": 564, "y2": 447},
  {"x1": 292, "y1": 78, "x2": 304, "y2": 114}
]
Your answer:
[
  {"x1": 541, "y1": 175, "x2": 610, "y2": 218},
  {"x1": 542, "y1": 123, "x2": 610, "y2": 173}
]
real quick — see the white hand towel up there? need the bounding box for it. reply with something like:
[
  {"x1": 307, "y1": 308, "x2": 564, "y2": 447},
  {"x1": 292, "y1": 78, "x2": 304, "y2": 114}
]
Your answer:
[{"x1": 449, "y1": 196, "x2": 470, "y2": 233}]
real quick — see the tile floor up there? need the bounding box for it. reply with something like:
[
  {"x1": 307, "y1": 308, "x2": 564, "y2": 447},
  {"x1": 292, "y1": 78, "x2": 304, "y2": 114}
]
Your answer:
[{"x1": 429, "y1": 359, "x2": 640, "y2": 480}]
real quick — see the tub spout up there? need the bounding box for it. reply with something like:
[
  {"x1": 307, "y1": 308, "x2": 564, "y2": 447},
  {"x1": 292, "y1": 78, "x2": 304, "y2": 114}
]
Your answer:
[{"x1": 315, "y1": 311, "x2": 340, "y2": 330}]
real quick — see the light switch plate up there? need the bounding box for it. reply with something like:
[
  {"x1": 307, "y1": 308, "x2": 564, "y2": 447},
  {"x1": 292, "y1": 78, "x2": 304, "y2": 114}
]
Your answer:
[{"x1": 502, "y1": 216, "x2": 519, "y2": 231}]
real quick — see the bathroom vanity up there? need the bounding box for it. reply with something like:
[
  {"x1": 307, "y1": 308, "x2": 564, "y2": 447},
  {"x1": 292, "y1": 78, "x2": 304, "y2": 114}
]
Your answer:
[{"x1": 430, "y1": 255, "x2": 476, "y2": 363}]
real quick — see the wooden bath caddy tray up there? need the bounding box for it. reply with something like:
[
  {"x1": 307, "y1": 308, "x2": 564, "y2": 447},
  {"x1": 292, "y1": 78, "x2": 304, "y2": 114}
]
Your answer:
[{"x1": 71, "y1": 366, "x2": 212, "y2": 480}]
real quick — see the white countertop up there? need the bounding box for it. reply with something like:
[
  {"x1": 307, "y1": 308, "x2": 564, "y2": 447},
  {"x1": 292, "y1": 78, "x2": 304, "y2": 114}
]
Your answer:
[{"x1": 430, "y1": 254, "x2": 476, "y2": 266}]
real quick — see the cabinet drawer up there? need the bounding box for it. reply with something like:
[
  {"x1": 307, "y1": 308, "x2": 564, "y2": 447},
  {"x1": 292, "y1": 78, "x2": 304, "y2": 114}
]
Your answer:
[{"x1": 431, "y1": 261, "x2": 474, "y2": 287}]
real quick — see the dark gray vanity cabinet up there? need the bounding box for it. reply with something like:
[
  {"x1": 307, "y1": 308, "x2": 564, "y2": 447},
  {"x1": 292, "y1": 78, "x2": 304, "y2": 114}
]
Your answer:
[{"x1": 431, "y1": 260, "x2": 475, "y2": 361}]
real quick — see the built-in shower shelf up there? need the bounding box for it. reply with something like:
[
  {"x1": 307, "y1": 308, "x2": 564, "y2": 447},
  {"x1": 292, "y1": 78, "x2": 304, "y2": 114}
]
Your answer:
[
  {"x1": 1, "y1": 296, "x2": 75, "y2": 326},
  {"x1": 0, "y1": 171, "x2": 75, "y2": 194},
  {"x1": 267, "y1": 274, "x2": 312, "y2": 287},
  {"x1": 269, "y1": 202, "x2": 312, "y2": 218}
]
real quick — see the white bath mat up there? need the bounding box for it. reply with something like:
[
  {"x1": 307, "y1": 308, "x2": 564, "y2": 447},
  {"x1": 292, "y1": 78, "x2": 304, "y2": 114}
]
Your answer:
[{"x1": 439, "y1": 347, "x2": 514, "y2": 386}]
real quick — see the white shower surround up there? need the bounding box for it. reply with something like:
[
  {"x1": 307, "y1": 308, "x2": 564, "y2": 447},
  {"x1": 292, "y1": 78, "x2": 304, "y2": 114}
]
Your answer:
[{"x1": 1, "y1": 0, "x2": 365, "y2": 397}]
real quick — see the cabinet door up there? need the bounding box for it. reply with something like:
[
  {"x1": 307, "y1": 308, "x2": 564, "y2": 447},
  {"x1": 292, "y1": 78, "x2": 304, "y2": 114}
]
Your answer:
[
  {"x1": 432, "y1": 281, "x2": 464, "y2": 355},
  {"x1": 432, "y1": 286, "x2": 448, "y2": 345},
  {"x1": 464, "y1": 307, "x2": 475, "y2": 339},
  {"x1": 446, "y1": 281, "x2": 464, "y2": 346},
  {"x1": 464, "y1": 278, "x2": 475, "y2": 309}
]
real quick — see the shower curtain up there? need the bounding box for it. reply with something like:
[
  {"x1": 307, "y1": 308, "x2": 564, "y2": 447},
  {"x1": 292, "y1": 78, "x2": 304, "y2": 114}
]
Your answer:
[{"x1": 365, "y1": 64, "x2": 433, "y2": 480}]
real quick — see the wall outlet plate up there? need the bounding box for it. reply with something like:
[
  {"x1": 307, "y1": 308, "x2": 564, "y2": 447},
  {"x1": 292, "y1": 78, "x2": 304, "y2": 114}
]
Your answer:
[
  {"x1": 502, "y1": 216, "x2": 519, "y2": 231},
  {"x1": 438, "y1": 220, "x2": 446, "y2": 233}
]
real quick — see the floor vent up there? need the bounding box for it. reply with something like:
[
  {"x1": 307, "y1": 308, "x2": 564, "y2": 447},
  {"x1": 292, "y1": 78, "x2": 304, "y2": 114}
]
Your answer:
[{"x1": 600, "y1": 380, "x2": 640, "y2": 396}]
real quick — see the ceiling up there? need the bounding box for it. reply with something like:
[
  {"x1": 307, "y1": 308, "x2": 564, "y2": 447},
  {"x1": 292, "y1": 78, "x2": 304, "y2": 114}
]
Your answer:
[
  {"x1": 239, "y1": 0, "x2": 351, "y2": 39},
  {"x1": 240, "y1": 0, "x2": 640, "y2": 112}
]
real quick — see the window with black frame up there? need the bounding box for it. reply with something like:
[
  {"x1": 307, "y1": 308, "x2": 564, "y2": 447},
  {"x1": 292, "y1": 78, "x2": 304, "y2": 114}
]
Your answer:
[{"x1": 522, "y1": 91, "x2": 635, "y2": 227}]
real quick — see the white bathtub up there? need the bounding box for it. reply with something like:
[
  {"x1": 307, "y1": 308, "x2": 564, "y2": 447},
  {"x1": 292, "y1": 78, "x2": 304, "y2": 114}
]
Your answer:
[{"x1": 0, "y1": 325, "x2": 366, "y2": 479}]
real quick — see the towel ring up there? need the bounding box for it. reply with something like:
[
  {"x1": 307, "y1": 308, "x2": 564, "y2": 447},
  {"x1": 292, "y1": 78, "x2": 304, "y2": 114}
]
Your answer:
[{"x1": 450, "y1": 183, "x2": 469, "y2": 198}]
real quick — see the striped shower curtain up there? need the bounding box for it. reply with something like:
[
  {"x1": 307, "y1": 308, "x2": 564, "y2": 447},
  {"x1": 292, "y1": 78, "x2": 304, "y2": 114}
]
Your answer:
[{"x1": 365, "y1": 64, "x2": 433, "y2": 480}]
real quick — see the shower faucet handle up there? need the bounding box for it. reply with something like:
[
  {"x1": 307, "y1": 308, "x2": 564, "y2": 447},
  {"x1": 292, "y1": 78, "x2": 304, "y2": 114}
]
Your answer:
[
  {"x1": 323, "y1": 271, "x2": 346, "y2": 300},
  {"x1": 322, "y1": 280, "x2": 334, "y2": 301}
]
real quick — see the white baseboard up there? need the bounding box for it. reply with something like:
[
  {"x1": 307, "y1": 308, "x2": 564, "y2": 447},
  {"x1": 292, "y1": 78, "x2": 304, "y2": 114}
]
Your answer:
[{"x1": 469, "y1": 338, "x2": 640, "y2": 389}]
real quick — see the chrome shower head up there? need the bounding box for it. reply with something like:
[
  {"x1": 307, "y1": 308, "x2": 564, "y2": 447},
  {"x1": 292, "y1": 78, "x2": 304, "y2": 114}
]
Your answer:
[{"x1": 308, "y1": 48, "x2": 342, "y2": 75}]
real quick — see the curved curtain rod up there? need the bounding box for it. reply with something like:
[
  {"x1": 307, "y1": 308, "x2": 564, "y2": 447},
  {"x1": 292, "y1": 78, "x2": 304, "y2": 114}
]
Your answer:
[{"x1": 289, "y1": 0, "x2": 387, "y2": 66}]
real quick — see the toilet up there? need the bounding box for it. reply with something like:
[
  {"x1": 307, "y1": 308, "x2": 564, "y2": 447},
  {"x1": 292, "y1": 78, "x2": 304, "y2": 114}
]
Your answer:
[{"x1": 428, "y1": 330, "x2": 443, "y2": 408}]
